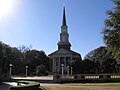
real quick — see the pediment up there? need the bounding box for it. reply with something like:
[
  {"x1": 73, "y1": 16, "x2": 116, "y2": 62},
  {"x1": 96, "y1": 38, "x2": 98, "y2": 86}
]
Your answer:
[
  {"x1": 55, "y1": 48, "x2": 72, "y2": 54},
  {"x1": 48, "y1": 48, "x2": 72, "y2": 57}
]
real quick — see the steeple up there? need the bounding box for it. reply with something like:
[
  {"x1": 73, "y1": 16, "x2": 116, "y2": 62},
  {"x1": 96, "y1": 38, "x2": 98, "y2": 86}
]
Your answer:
[
  {"x1": 62, "y1": 6, "x2": 67, "y2": 26},
  {"x1": 58, "y1": 6, "x2": 71, "y2": 50}
]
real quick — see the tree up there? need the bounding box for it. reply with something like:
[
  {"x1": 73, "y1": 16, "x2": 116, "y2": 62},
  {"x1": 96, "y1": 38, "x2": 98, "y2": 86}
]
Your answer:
[
  {"x1": 84, "y1": 50, "x2": 94, "y2": 60},
  {"x1": 17, "y1": 45, "x2": 32, "y2": 53},
  {"x1": 0, "y1": 41, "x2": 50, "y2": 75},
  {"x1": 72, "y1": 60, "x2": 84, "y2": 74},
  {"x1": 36, "y1": 64, "x2": 49, "y2": 76},
  {"x1": 84, "y1": 46, "x2": 117, "y2": 73},
  {"x1": 102, "y1": 0, "x2": 120, "y2": 63},
  {"x1": 84, "y1": 46, "x2": 113, "y2": 65},
  {"x1": 11, "y1": 47, "x2": 25, "y2": 75},
  {"x1": 82, "y1": 59, "x2": 98, "y2": 74},
  {"x1": 25, "y1": 50, "x2": 50, "y2": 75},
  {"x1": 0, "y1": 41, "x2": 12, "y2": 73},
  {"x1": 102, "y1": 58, "x2": 117, "y2": 73}
]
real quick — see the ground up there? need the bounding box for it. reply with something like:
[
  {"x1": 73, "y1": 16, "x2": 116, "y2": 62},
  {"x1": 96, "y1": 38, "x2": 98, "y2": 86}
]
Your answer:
[
  {"x1": 41, "y1": 83, "x2": 120, "y2": 90},
  {"x1": 0, "y1": 76, "x2": 120, "y2": 90}
]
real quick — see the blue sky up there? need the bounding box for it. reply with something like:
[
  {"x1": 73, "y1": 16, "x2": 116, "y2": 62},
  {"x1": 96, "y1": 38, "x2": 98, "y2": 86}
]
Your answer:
[{"x1": 0, "y1": 0, "x2": 114, "y2": 59}]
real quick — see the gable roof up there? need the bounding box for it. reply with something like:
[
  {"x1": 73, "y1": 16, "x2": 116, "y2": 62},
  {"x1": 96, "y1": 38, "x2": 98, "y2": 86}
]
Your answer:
[
  {"x1": 48, "y1": 48, "x2": 81, "y2": 58},
  {"x1": 48, "y1": 48, "x2": 71, "y2": 56}
]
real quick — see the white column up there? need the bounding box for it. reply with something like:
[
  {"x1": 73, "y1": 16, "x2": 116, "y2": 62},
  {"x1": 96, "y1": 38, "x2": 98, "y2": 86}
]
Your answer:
[
  {"x1": 67, "y1": 66, "x2": 69, "y2": 75},
  {"x1": 54, "y1": 57, "x2": 57, "y2": 72},
  {"x1": 69, "y1": 57, "x2": 72, "y2": 75},
  {"x1": 71, "y1": 66, "x2": 73, "y2": 75},
  {"x1": 70, "y1": 57, "x2": 72, "y2": 64},
  {"x1": 58, "y1": 57, "x2": 60, "y2": 73},
  {"x1": 64, "y1": 57, "x2": 66, "y2": 74},
  {"x1": 53, "y1": 57, "x2": 57, "y2": 81},
  {"x1": 53, "y1": 58, "x2": 54, "y2": 72}
]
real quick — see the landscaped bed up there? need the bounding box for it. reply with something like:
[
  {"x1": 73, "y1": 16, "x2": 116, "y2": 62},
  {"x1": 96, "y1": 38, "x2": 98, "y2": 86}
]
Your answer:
[{"x1": 56, "y1": 74, "x2": 120, "y2": 83}]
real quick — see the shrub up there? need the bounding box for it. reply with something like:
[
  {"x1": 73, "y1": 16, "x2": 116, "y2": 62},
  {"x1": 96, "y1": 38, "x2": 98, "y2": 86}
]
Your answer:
[{"x1": 74, "y1": 75, "x2": 78, "y2": 79}]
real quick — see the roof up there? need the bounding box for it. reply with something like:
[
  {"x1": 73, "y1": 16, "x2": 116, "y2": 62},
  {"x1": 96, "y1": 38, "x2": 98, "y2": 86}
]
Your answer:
[
  {"x1": 48, "y1": 48, "x2": 81, "y2": 58},
  {"x1": 62, "y1": 6, "x2": 67, "y2": 26}
]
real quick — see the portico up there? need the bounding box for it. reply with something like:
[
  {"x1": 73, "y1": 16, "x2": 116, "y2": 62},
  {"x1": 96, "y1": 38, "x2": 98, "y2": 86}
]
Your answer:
[{"x1": 50, "y1": 49, "x2": 73, "y2": 74}]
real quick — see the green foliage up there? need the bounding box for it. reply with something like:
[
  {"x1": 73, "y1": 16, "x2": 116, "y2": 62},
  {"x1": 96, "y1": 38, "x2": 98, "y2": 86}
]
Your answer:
[
  {"x1": 25, "y1": 50, "x2": 50, "y2": 75},
  {"x1": 0, "y1": 41, "x2": 50, "y2": 76},
  {"x1": 85, "y1": 46, "x2": 113, "y2": 65},
  {"x1": 72, "y1": 60, "x2": 84, "y2": 74},
  {"x1": 84, "y1": 50, "x2": 94, "y2": 60},
  {"x1": 36, "y1": 64, "x2": 49, "y2": 76},
  {"x1": 82, "y1": 59, "x2": 98, "y2": 74},
  {"x1": 102, "y1": 0, "x2": 120, "y2": 63},
  {"x1": 84, "y1": 46, "x2": 117, "y2": 73}
]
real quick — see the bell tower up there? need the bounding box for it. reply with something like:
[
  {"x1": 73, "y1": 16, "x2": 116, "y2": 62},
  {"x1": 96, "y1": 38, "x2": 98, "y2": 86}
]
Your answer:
[{"x1": 58, "y1": 7, "x2": 71, "y2": 50}]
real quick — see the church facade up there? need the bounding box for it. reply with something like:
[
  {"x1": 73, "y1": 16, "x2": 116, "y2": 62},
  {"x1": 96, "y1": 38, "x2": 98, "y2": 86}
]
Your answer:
[{"x1": 49, "y1": 7, "x2": 82, "y2": 74}]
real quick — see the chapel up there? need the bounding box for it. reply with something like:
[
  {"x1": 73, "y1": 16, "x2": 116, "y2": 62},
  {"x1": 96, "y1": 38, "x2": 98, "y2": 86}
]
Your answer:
[{"x1": 49, "y1": 7, "x2": 82, "y2": 74}]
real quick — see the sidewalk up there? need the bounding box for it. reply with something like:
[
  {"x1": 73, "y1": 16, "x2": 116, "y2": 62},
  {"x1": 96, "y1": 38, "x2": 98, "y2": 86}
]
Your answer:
[{"x1": 12, "y1": 75, "x2": 53, "y2": 80}]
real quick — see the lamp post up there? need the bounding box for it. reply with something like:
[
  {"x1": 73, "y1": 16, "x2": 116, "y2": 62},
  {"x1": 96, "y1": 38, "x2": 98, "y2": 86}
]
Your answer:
[
  {"x1": 26, "y1": 66, "x2": 28, "y2": 76},
  {"x1": 9, "y1": 64, "x2": 12, "y2": 76},
  {"x1": 61, "y1": 64, "x2": 64, "y2": 75}
]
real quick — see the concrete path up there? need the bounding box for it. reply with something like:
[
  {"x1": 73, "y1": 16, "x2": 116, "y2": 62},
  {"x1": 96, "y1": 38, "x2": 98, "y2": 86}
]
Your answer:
[
  {"x1": 12, "y1": 75, "x2": 53, "y2": 80},
  {"x1": 12, "y1": 75, "x2": 54, "y2": 83}
]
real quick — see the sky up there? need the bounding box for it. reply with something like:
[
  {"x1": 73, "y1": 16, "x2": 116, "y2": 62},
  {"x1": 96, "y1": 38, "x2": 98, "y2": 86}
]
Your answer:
[{"x1": 0, "y1": 0, "x2": 114, "y2": 59}]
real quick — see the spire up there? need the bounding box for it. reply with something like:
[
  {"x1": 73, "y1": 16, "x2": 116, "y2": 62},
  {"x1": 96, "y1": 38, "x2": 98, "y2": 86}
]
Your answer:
[{"x1": 62, "y1": 6, "x2": 67, "y2": 26}]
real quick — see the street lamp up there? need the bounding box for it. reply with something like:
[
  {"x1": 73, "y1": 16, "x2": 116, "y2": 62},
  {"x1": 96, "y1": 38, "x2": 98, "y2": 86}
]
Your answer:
[
  {"x1": 26, "y1": 66, "x2": 28, "y2": 76},
  {"x1": 9, "y1": 64, "x2": 13, "y2": 76},
  {"x1": 61, "y1": 64, "x2": 64, "y2": 75}
]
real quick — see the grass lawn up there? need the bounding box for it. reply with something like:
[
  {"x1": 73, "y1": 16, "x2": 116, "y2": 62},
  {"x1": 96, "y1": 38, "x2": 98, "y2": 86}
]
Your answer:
[
  {"x1": 64, "y1": 83, "x2": 120, "y2": 86},
  {"x1": 42, "y1": 86, "x2": 94, "y2": 90},
  {"x1": 41, "y1": 83, "x2": 120, "y2": 90}
]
